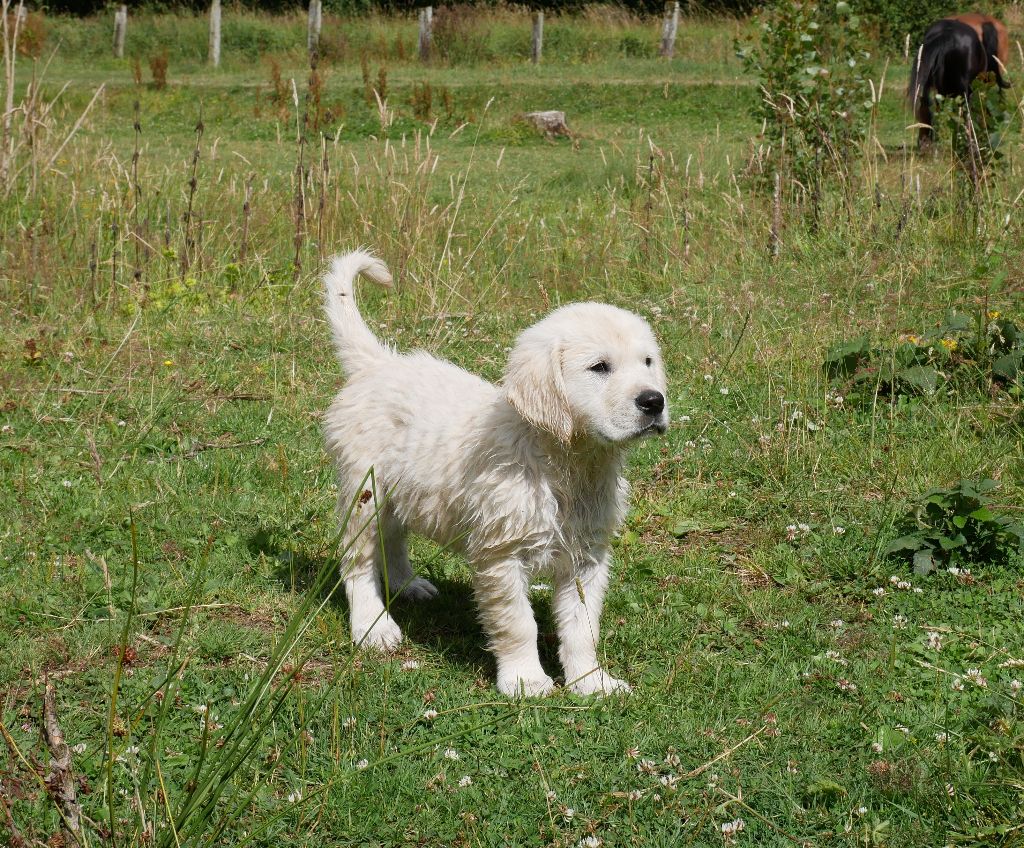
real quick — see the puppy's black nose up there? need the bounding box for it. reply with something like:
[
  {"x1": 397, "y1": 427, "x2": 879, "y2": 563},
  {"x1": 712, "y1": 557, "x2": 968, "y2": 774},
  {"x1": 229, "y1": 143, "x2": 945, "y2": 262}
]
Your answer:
[{"x1": 635, "y1": 390, "x2": 665, "y2": 415}]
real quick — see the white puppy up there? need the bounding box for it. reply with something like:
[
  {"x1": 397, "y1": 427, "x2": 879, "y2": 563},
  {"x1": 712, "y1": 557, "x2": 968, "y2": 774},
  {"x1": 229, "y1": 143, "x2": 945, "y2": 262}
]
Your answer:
[{"x1": 322, "y1": 250, "x2": 668, "y2": 697}]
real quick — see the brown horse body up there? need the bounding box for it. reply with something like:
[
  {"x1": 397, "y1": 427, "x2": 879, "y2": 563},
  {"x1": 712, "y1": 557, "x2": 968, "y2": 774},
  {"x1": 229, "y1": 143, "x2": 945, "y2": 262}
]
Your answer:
[{"x1": 946, "y1": 12, "x2": 1010, "y2": 87}]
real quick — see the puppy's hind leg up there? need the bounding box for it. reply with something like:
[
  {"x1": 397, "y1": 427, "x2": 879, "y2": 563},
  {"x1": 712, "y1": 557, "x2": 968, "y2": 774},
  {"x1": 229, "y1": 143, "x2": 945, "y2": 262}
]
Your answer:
[
  {"x1": 381, "y1": 515, "x2": 438, "y2": 602},
  {"x1": 341, "y1": 506, "x2": 403, "y2": 651}
]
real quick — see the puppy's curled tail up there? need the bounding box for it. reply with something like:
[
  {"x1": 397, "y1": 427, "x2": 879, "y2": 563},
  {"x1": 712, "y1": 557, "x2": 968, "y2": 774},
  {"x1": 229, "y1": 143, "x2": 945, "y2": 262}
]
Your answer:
[{"x1": 323, "y1": 250, "x2": 393, "y2": 374}]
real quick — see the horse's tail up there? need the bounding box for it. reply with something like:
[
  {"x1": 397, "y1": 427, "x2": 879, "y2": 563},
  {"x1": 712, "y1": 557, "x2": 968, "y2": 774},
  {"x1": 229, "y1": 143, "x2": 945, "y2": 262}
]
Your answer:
[{"x1": 981, "y1": 21, "x2": 1011, "y2": 88}]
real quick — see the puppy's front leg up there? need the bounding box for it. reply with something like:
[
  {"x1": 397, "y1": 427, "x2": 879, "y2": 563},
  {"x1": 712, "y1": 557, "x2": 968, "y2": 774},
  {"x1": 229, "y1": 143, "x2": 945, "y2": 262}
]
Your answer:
[
  {"x1": 473, "y1": 559, "x2": 554, "y2": 697},
  {"x1": 554, "y1": 551, "x2": 630, "y2": 696}
]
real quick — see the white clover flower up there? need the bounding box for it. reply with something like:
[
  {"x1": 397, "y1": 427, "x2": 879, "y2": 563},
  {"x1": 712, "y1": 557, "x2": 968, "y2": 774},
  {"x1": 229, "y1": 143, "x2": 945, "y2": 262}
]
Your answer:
[
  {"x1": 443, "y1": 748, "x2": 460, "y2": 760},
  {"x1": 637, "y1": 759, "x2": 657, "y2": 775},
  {"x1": 965, "y1": 668, "x2": 988, "y2": 688},
  {"x1": 401, "y1": 659, "x2": 420, "y2": 671},
  {"x1": 871, "y1": 742, "x2": 883, "y2": 753},
  {"x1": 625, "y1": 747, "x2": 640, "y2": 759},
  {"x1": 719, "y1": 387, "x2": 730, "y2": 396},
  {"x1": 935, "y1": 732, "x2": 948, "y2": 744},
  {"x1": 287, "y1": 790, "x2": 302, "y2": 803},
  {"x1": 579, "y1": 837, "x2": 602, "y2": 848},
  {"x1": 355, "y1": 759, "x2": 369, "y2": 770},
  {"x1": 893, "y1": 615, "x2": 908, "y2": 629},
  {"x1": 627, "y1": 789, "x2": 642, "y2": 801},
  {"x1": 71, "y1": 742, "x2": 87, "y2": 755},
  {"x1": 664, "y1": 752, "x2": 681, "y2": 767},
  {"x1": 945, "y1": 783, "x2": 955, "y2": 797},
  {"x1": 951, "y1": 678, "x2": 965, "y2": 692},
  {"x1": 562, "y1": 808, "x2": 575, "y2": 821},
  {"x1": 1010, "y1": 680, "x2": 1022, "y2": 695},
  {"x1": 829, "y1": 619, "x2": 844, "y2": 630},
  {"x1": 856, "y1": 806, "x2": 867, "y2": 815},
  {"x1": 423, "y1": 709, "x2": 438, "y2": 721},
  {"x1": 721, "y1": 818, "x2": 746, "y2": 835},
  {"x1": 872, "y1": 587, "x2": 886, "y2": 597},
  {"x1": 545, "y1": 789, "x2": 558, "y2": 802},
  {"x1": 836, "y1": 679, "x2": 857, "y2": 693},
  {"x1": 679, "y1": 414, "x2": 692, "y2": 423},
  {"x1": 833, "y1": 526, "x2": 846, "y2": 535},
  {"x1": 895, "y1": 725, "x2": 910, "y2": 735},
  {"x1": 342, "y1": 716, "x2": 357, "y2": 730},
  {"x1": 926, "y1": 632, "x2": 943, "y2": 652},
  {"x1": 703, "y1": 374, "x2": 714, "y2": 383},
  {"x1": 61, "y1": 480, "x2": 73, "y2": 488},
  {"x1": 458, "y1": 775, "x2": 473, "y2": 787}
]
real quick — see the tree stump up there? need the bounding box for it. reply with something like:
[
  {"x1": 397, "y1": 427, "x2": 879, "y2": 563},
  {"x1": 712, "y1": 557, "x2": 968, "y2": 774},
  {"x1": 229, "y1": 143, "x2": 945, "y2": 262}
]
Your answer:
[{"x1": 523, "y1": 110, "x2": 571, "y2": 138}]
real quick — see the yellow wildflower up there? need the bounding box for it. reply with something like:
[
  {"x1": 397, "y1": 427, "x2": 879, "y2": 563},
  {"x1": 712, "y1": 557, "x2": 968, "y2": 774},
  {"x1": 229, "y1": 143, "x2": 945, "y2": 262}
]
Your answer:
[
  {"x1": 939, "y1": 338, "x2": 958, "y2": 351},
  {"x1": 987, "y1": 310, "x2": 1001, "y2": 320},
  {"x1": 163, "y1": 359, "x2": 174, "y2": 366}
]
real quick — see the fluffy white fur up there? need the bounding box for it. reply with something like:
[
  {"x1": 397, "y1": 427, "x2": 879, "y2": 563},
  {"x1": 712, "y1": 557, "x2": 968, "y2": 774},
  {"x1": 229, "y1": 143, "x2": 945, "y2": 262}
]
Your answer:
[{"x1": 322, "y1": 250, "x2": 669, "y2": 697}]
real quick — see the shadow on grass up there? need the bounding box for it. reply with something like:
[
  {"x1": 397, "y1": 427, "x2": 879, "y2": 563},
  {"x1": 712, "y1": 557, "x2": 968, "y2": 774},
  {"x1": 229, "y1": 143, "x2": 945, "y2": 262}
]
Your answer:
[{"x1": 248, "y1": 525, "x2": 562, "y2": 681}]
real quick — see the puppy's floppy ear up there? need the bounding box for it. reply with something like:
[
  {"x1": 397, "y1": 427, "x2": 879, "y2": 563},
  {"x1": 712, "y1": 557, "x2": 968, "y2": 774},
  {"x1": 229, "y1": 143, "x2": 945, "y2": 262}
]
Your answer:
[{"x1": 503, "y1": 337, "x2": 573, "y2": 442}]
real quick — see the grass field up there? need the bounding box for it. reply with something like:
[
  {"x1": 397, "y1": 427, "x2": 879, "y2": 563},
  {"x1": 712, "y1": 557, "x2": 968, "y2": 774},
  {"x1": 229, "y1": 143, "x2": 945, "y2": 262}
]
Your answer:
[{"x1": 2, "y1": 6, "x2": 1024, "y2": 847}]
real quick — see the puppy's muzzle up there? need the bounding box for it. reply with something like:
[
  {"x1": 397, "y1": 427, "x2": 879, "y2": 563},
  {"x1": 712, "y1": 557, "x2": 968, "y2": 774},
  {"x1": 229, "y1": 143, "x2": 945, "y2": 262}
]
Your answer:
[{"x1": 634, "y1": 390, "x2": 665, "y2": 416}]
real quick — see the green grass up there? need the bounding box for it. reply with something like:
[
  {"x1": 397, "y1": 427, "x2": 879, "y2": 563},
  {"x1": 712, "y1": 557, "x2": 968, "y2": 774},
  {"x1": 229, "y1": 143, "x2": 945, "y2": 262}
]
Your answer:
[{"x1": 2, "y1": 7, "x2": 1024, "y2": 848}]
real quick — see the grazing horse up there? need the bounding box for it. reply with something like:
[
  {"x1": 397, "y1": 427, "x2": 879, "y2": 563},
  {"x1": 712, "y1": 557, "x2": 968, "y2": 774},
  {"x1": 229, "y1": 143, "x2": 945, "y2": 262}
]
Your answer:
[{"x1": 908, "y1": 14, "x2": 1010, "y2": 146}]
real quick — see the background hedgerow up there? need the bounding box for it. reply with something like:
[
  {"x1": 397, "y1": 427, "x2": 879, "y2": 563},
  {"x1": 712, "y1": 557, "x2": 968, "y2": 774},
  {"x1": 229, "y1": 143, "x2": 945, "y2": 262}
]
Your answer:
[{"x1": 2, "y1": 5, "x2": 1024, "y2": 848}]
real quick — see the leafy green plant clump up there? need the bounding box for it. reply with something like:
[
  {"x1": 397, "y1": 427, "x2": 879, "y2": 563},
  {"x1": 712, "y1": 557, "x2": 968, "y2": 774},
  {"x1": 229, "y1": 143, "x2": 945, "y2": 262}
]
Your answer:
[
  {"x1": 885, "y1": 479, "x2": 1024, "y2": 575},
  {"x1": 824, "y1": 310, "x2": 1024, "y2": 405}
]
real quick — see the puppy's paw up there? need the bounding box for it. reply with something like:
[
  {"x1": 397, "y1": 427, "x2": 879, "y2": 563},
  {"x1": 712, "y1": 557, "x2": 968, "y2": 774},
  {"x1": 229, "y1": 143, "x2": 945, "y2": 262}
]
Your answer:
[
  {"x1": 352, "y1": 614, "x2": 403, "y2": 652},
  {"x1": 568, "y1": 669, "x2": 631, "y2": 696},
  {"x1": 497, "y1": 668, "x2": 556, "y2": 698},
  {"x1": 399, "y1": 576, "x2": 439, "y2": 602}
]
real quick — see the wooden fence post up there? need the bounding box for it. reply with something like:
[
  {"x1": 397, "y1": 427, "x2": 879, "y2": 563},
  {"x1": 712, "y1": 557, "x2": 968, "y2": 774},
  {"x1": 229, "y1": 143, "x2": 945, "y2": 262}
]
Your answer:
[
  {"x1": 659, "y1": 1, "x2": 680, "y2": 59},
  {"x1": 209, "y1": 0, "x2": 221, "y2": 67},
  {"x1": 308, "y1": 0, "x2": 322, "y2": 59},
  {"x1": 418, "y1": 6, "x2": 432, "y2": 63},
  {"x1": 532, "y1": 11, "x2": 544, "y2": 65},
  {"x1": 113, "y1": 4, "x2": 127, "y2": 59}
]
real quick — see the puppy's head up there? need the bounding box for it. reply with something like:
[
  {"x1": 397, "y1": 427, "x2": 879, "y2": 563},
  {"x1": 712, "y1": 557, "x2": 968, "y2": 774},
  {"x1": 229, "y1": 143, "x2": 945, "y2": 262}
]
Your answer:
[{"x1": 504, "y1": 303, "x2": 668, "y2": 444}]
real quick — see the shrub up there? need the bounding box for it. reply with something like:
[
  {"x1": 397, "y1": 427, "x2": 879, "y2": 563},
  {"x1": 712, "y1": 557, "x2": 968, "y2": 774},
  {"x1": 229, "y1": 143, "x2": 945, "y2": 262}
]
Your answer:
[
  {"x1": 737, "y1": 0, "x2": 873, "y2": 188},
  {"x1": 934, "y1": 75, "x2": 1014, "y2": 186},
  {"x1": 856, "y1": 0, "x2": 956, "y2": 51},
  {"x1": 885, "y1": 479, "x2": 1024, "y2": 575},
  {"x1": 149, "y1": 52, "x2": 169, "y2": 89}
]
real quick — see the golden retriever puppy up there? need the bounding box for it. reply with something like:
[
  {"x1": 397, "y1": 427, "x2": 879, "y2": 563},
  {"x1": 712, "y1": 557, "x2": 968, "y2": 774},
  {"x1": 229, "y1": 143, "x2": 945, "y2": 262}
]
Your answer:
[{"x1": 322, "y1": 250, "x2": 668, "y2": 696}]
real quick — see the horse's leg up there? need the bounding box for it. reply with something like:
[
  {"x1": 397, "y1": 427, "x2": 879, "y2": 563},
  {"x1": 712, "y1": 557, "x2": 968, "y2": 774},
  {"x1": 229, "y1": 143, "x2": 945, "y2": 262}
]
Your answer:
[{"x1": 917, "y1": 89, "x2": 934, "y2": 148}]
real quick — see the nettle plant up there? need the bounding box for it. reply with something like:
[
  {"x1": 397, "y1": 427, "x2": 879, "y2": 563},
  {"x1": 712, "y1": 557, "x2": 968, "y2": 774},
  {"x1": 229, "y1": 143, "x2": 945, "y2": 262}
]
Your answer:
[
  {"x1": 737, "y1": 0, "x2": 873, "y2": 188},
  {"x1": 823, "y1": 309, "x2": 1024, "y2": 405},
  {"x1": 885, "y1": 479, "x2": 1024, "y2": 575}
]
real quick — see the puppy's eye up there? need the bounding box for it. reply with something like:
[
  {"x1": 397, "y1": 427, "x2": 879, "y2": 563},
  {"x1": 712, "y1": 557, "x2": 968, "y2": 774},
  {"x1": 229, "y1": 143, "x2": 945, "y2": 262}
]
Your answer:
[
  {"x1": 589, "y1": 361, "x2": 611, "y2": 375},
  {"x1": 645, "y1": 357, "x2": 653, "y2": 367}
]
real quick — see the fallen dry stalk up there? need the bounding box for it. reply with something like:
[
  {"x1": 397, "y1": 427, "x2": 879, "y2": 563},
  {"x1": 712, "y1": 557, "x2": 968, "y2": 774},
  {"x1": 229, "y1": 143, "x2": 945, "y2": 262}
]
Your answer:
[
  {"x1": 681, "y1": 723, "x2": 767, "y2": 781},
  {"x1": 42, "y1": 677, "x2": 83, "y2": 846}
]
